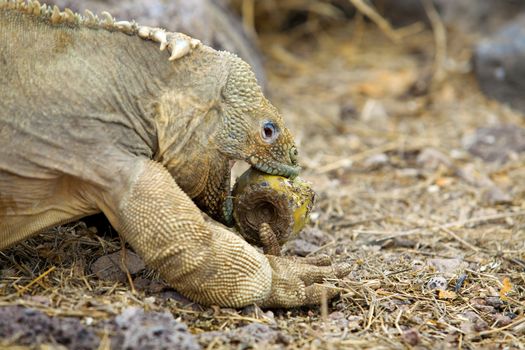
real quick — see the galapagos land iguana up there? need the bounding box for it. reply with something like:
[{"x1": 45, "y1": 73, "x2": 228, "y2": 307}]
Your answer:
[{"x1": 0, "y1": 0, "x2": 350, "y2": 308}]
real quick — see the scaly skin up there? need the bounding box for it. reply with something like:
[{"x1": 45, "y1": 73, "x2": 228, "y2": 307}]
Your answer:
[{"x1": 0, "y1": 1, "x2": 350, "y2": 308}]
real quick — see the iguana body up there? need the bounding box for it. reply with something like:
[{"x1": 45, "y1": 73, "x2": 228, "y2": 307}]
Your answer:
[{"x1": 0, "y1": 1, "x2": 350, "y2": 308}]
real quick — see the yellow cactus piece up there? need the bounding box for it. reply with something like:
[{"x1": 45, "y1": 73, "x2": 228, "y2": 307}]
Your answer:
[{"x1": 232, "y1": 168, "x2": 315, "y2": 247}]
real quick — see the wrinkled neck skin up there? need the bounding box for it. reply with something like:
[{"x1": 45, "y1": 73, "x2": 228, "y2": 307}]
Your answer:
[{"x1": 150, "y1": 54, "x2": 234, "y2": 223}]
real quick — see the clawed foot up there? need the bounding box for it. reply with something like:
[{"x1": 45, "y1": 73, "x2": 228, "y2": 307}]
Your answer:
[
  {"x1": 261, "y1": 254, "x2": 352, "y2": 308},
  {"x1": 256, "y1": 222, "x2": 351, "y2": 307}
]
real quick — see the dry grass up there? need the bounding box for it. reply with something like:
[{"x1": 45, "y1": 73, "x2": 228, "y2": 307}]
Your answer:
[{"x1": 1, "y1": 4, "x2": 525, "y2": 349}]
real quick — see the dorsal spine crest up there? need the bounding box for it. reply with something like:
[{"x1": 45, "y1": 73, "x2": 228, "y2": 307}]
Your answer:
[{"x1": 0, "y1": 0, "x2": 202, "y2": 61}]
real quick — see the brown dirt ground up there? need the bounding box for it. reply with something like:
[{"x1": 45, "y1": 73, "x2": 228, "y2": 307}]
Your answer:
[{"x1": 1, "y1": 13, "x2": 525, "y2": 350}]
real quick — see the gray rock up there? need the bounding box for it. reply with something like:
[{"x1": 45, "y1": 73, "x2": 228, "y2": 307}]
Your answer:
[
  {"x1": 285, "y1": 238, "x2": 320, "y2": 256},
  {"x1": 0, "y1": 306, "x2": 100, "y2": 350},
  {"x1": 112, "y1": 307, "x2": 200, "y2": 350},
  {"x1": 197, "y1": 323, "x2": 290, "y2": 347},
  {"x1": 0, "y1": 306, "x2": 200, "y2": 349},
  {"x1": 474, "y1": 15, "x2": 525, "y2": 114},
  {"x1": 462, "y1": 125, "x2": 525, "y2": 163},
  {"x1": 283, "y1": 227, "x2": 330, "y2": 256},
  {"x1": 426, "y1": 276, "x2": 447, "y2": 291},
  {"x1": 91, "y1": 249, "x2": 145, "y2": 283},
  {"x1": 481, "y1": 186, "x2": 513, "y2": 205}
]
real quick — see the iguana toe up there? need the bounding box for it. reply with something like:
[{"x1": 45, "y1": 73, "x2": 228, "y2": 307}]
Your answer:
[{"x1": 261, "y1": 255, "x2": 352, "y2": 308}]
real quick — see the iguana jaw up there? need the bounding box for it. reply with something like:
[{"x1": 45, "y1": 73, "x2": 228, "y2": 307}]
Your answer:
[{"x1": 248, "y1": 155, "x2": 300, "y2": 178}]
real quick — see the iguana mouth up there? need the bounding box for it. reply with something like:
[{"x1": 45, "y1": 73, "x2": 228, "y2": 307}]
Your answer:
[{"x1": 248, "y1": 156, "x2": 300, "y2": 178}]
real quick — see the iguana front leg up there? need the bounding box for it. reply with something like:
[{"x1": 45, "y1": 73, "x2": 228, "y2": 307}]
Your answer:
[{"x1": 99, "y1": 159, "x2": 350, "y2": 307}]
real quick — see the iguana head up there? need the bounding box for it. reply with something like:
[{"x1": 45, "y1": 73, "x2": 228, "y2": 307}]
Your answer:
[
  {"x1": 216, "y1": 54, "x2": 300, "y2": 178},
  {"x1": 151, "y1": 48, "x2": 300, "y2": 223}
]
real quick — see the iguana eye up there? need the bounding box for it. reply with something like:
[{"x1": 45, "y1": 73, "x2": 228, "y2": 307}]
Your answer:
[{"x1": 261, "y1": 121, "x2": 279, "y2": 143}]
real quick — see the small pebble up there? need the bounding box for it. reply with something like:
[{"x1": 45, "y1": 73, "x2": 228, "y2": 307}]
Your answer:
[{"x1": 427, "y1": 276, "x2": 448, "y2": 291}]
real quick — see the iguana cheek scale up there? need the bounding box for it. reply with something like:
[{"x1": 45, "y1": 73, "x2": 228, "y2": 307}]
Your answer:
[{"x1": 0, "y1": 0, "x2": 351, "y2": 308}]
